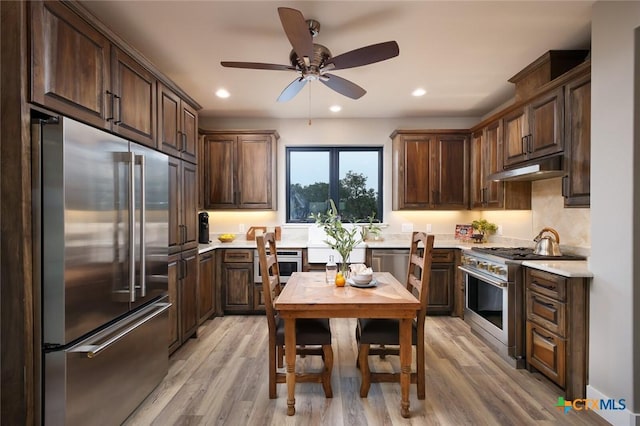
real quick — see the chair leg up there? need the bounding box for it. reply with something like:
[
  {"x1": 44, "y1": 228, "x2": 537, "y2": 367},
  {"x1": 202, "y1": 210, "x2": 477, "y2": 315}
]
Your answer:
[
  {"x1": 358, "y1": 344, "x2": 371, "y2": 397},
  {"x1": 417, "y1": 336, "x2": 425, "y2": 399},
  {"x1": 269, "y1": 341, "x2": 277, "y2": 399},
  {"x1": 321, "y1": 344, "x2": 334, "y2": 398}
]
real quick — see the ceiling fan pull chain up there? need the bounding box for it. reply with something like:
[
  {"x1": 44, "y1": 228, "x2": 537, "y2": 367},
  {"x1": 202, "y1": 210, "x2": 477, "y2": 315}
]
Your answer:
[{"x1": 308, "y1": 83, "x2": 312, "y2": 126}]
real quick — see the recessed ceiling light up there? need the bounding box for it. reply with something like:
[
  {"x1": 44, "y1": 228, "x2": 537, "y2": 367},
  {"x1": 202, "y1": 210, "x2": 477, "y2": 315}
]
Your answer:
[
  {"x1": 329, "y1": 105, "x2": 342, "y2": 112},
  {"x1": 216, "y1": 88, "x2": 230, "y2": 98},
  {"x1": 412, "y1": 88, "x2": 427, "y2": 97}
]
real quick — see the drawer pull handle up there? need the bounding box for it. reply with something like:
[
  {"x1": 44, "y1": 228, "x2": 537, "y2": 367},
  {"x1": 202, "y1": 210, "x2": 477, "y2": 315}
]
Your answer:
[
  {"x1": 535, "y1": 298, "x2": 556, "y2": 309},
  {"x1": 532, "y1": 280, "x2": 555, "y2": 290}
]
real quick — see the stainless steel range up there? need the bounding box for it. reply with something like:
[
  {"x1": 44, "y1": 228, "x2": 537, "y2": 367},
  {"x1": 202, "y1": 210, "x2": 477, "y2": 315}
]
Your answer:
[{"x1": 459, "y1": 247, "x2": 584, "y2": 368}]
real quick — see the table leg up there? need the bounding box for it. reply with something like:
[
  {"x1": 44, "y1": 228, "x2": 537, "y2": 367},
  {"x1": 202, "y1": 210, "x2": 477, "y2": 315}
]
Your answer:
[
  {"x1": 284, "y1": 317, "x2": 296, "y2": 416},
  {"x1": 399, "y1": 318, "x2": 411, "y2": 418}
]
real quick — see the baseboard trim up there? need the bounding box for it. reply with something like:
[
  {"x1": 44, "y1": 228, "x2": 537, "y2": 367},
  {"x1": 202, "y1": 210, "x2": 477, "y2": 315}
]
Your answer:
[{"x1": 587, "y1": 385, "x2": 640, "y2": 425}]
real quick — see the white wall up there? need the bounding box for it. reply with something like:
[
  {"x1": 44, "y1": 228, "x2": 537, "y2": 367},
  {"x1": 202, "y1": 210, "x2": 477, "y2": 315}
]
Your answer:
[{"x1": 589, "y1": 2, "x2": 639, "y2": 425}]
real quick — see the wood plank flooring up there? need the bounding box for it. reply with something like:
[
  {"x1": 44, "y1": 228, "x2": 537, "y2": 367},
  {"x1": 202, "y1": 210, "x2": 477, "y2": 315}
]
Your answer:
[{"x1": 124, "y1": 316, "x2": 610, "y2": 425}]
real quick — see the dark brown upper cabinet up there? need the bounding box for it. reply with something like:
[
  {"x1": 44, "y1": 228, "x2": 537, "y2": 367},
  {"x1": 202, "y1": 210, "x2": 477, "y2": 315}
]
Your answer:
[
  {"x1": 503, "y1": 86, "x2": 564, "y2": 167},
  {"x1": 200, "y1": 131, "x2": 278, "y2": 210},
  {"x1": 470, "y1": 121, "x2": 531, "y2": 210},
  {"x1": 30, "y1": 1, "x2": 157, "y2": 148},
  {"x1": 158, "y1": 82, "x2": 198, "y2": 164},
  {"x1": 563, "y1": 74, "x2": 591, "y2": 207},
  {"x1": 392, "y1": 131, "x2": 468, "y2": 210}
]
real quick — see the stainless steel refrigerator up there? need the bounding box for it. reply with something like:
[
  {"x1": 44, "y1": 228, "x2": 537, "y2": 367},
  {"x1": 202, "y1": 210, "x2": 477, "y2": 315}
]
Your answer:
[{"x1": 34, "y1": 116, "x2": 171, "y2": 425}]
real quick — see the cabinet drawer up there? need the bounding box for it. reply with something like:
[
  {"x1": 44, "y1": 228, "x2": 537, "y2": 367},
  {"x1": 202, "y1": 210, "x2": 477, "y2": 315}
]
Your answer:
[
  {"x1": 526, "y1": 268, "x2": 567, "y2": 301},
  {"x1": 432, "y1": 249, "x2": 454, "y2": 263},
  {"x1": 223, "y1": 249, "x2": 254, "y2": 263},
  {"x1": 527, "y1": 291, "x2": 566, "y2": 337},
  {"x1": 526, "y1": 321, "x2": 566, "y2": 388}
]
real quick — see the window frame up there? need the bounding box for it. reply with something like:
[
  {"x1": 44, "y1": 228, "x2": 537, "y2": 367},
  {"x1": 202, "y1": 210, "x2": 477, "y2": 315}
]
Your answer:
[{"x1": 285, "y1": 146, "x2": 383, "y2": 223}]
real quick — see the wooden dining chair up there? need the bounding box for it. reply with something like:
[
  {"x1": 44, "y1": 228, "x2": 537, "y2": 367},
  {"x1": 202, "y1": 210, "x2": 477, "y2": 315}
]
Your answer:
[
  {"x1": 356, "y1": 231, "x2": 434, "y2": 399},
  {"x1": 256, "y1": 232, "x2": 334, "y2": 399}
]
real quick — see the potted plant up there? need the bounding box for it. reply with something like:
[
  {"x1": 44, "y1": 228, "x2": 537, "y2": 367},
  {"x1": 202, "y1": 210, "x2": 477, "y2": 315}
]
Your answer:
[
  {"x1": 471, "y1": 219, "x2": 498, "y2": 243},
  {"x1": 312, "y1": 199, "x2": 363, "y2": 275},
  {"x1": 361, "y1": 212, "x2": 382, "y2": 241}
]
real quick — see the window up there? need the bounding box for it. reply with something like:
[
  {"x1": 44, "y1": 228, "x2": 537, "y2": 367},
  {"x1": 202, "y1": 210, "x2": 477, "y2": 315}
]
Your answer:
[{"x1": 286, "y1": 147, "x2": 383, "y2": 223}]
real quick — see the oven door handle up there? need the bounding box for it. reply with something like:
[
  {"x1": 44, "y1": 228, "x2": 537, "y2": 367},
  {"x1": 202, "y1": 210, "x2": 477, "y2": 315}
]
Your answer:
[{"x1": 458, "y1": 266, "x2": 508, "y2": 288}]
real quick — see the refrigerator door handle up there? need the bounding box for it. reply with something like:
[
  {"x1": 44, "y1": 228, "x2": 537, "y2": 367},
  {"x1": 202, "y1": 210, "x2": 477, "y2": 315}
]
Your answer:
[
  {"x1": 127, "y1": 151, "x2": 136, "y2": 303},
  {"x1": 70, "y1": 302, "x2": 171, "y2": 358},
  {"x1": 135, "y1": 154, "x2": 146, "y2": 297}
]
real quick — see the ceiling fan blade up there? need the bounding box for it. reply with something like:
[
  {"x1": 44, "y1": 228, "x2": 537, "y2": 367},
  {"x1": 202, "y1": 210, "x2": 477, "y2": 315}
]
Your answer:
[
  {"x1": 277, "y1": 78, "x2": 308, "y2": 102},
  {"x1": 326, "y1": 41, "x2": 399, "y2": 71},
  {"x1": 221, "y1": 61, "x2": 296, "y2": 71},
  {"x1": 320, "y1": 74, "x2": 366, "y2": 100},
  {"x1": 278, "y1": 7, "x2": 313, "y2": 64}
]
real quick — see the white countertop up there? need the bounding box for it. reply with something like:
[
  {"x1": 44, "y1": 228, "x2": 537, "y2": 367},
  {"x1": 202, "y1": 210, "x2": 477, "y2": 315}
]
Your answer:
[
  {"x1": 521, "y1": 260, "x2": 592, "y2": 278},
  {"x1": 199, "y1": 237, "x2": 592, "y2": 279}
]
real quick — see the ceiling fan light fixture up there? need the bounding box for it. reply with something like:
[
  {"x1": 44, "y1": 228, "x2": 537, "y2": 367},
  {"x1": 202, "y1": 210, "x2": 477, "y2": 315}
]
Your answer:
[
  {"x1": 412, "y1": 88, "x2": 427, "y2": 97},
  {"x1": 216, "y1": 88, "x2": 230, "y2": 98},
  {"x1": 329, "y1": 105, "x2": 342, "y2": 112}
]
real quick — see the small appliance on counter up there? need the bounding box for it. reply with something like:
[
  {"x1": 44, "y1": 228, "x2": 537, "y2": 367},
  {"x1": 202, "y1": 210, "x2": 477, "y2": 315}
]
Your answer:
[{"x1": 199, "y1": 212, "x2": 210, "y2": 243}]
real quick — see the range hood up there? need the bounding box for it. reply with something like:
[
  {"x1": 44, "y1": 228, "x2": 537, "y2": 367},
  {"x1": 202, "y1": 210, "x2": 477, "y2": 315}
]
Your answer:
[{"x1": 487, "y1": 155, "x2": 565, "y2": 182}]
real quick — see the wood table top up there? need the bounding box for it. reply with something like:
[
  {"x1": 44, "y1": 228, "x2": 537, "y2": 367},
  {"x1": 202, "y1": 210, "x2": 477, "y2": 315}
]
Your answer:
[{"x1": 274, "y1": 272, "x2": 420, "y2": 318}]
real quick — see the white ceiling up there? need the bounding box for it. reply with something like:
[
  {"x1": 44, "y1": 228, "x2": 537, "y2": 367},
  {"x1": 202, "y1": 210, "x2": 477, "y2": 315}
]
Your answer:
[{"x1": 78, "y1": 1, "x2": 593, "y2": 120}]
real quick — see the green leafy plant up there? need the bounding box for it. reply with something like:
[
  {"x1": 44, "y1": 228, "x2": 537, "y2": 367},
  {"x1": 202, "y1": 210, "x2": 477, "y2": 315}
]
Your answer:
[
  {"x1": 311, "y1": 199, "x2": 363, "y2": 274},
  {"x1": 362, "y1": 212, "x2": 382, "y2": 241},
  {"x1": 471, "y1": 219, "x2": 498, "y2": 242}
]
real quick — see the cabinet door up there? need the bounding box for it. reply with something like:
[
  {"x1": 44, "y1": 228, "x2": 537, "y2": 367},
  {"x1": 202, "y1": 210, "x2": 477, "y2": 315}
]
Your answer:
[
  {"x1": 469, "y1": 131, "x2": 484, "y2": 209},
  {"x1": 526, "y1": 321, "x2": 566, "y2": 388},
  {"x1": 180, "y1": 251, "x2": 199, "y2": 341},
  {"x1": 111, "y1": 47, "x2": 156, "y2": 148},
  {"x1": 198, "y1": 252, "x2": 216, "y2": 324},
  {"x1": 168, "y1": 254, "x2": 181, "y2": 353},
  {"x1": 394, "y1": 134, "x2": 432, "y2": 209},
  {"x1": 168, "y1": 157, "x2": 197, "y2": 254},
  {"x1": 181, "y1": 102, "x2": 198, "y2": 164},
  {"x1": 158, "y1": 83, "x2": 182, "y2": 158},
  {"x1": 222, "y1": 263, "x2": 253, "y2": 313},
  {"x1": 503, "y1": 107, "x2": 529, "y2": 166},
  {"x1": 528, "y1": 87, "x2": 564, "y2": 158},
  {"x1": 237, "y1": 134, "x2": 274, "y2": 209},
  {"x1": 168, "y1": 156, "x2": 182, "y2": 255},
  {"x1": 31, "y1": 1, "x2": 111, "y2": 130},
  {"x1": 203, "y1": 135, "x2": 236, "y2": 208},
  {"x1": 563, "y1": 75, "x2": 591, "y2": 207},
  {"x1": 428, "y1": 265, "x2": 453, "y2": 314},
  {"x1": 181, "y1": 161, "x2": 198, "y2": 251},
  {"x1": 482, "y1": 121, "x2": 504, "y2": 208},
  {"x1": 254, "y1": 284, "x2": 266, "y2": 312},
  {"x1": 432, "y1": 135, "x2": 468, "y2": 209}
]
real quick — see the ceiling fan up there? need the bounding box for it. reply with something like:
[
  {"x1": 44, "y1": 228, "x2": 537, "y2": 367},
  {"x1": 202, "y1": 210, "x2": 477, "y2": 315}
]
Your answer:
[{"x1": 221, "y1": 7, "x2": 400, "y2": 102}]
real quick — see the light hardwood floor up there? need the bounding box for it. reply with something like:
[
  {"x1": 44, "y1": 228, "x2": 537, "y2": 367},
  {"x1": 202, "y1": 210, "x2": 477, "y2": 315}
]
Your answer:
[{"x1": 124, "y1": 316, "x2": 610, "y2": 425}]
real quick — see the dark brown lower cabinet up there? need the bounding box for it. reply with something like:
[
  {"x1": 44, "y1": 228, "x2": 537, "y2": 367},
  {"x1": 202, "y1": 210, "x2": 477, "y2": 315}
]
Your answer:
[
  {"x1": 168, "y1": 249, "x2": 198, "y2": 354},
  {"x1": 221, "y1": 249, "x2": 262, "y2": 314},
  {"x1": 427, "y1": 249, "x2": 455, "y2": 315},
  {"x1": 198, "y1": 250, "x2": 216, "y2": 324},
  {"x1": 525, "y1": 267, "x2": 589, "y2": 400}
]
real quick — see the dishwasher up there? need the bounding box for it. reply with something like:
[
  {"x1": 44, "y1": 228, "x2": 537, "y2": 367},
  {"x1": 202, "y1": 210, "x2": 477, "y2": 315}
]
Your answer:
[{"x1": 370, "y1": 249, "x2": 410, "y2": 282}]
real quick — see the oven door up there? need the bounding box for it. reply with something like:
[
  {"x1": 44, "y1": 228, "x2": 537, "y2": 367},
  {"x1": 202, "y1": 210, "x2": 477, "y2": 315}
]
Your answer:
[
  {"x1": 460, "y1": 266, "x2": 509, "y2": 346},
  {"x1": 254, "y1": 253, "x2": 302, "y2": 284}
]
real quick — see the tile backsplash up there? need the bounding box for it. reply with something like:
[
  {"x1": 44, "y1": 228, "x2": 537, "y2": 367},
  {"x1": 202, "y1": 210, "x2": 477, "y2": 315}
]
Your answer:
[{"x1": 531, "y1": 177, "x2": 591, "y2": 249}]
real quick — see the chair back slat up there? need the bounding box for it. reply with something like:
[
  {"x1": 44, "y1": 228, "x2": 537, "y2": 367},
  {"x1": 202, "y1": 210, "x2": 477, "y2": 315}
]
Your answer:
[
  {"x1": 256, "y1": 232, "x2": 281, "y2": 331},
  {"x1": 406, "y1": 231, "x2": 434, "y2": 318}
]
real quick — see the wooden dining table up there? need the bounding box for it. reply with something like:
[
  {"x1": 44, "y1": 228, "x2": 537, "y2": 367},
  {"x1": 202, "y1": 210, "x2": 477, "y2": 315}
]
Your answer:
[{"x1": 274, "y1": 271, "x2": 421, "y2": 418}]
